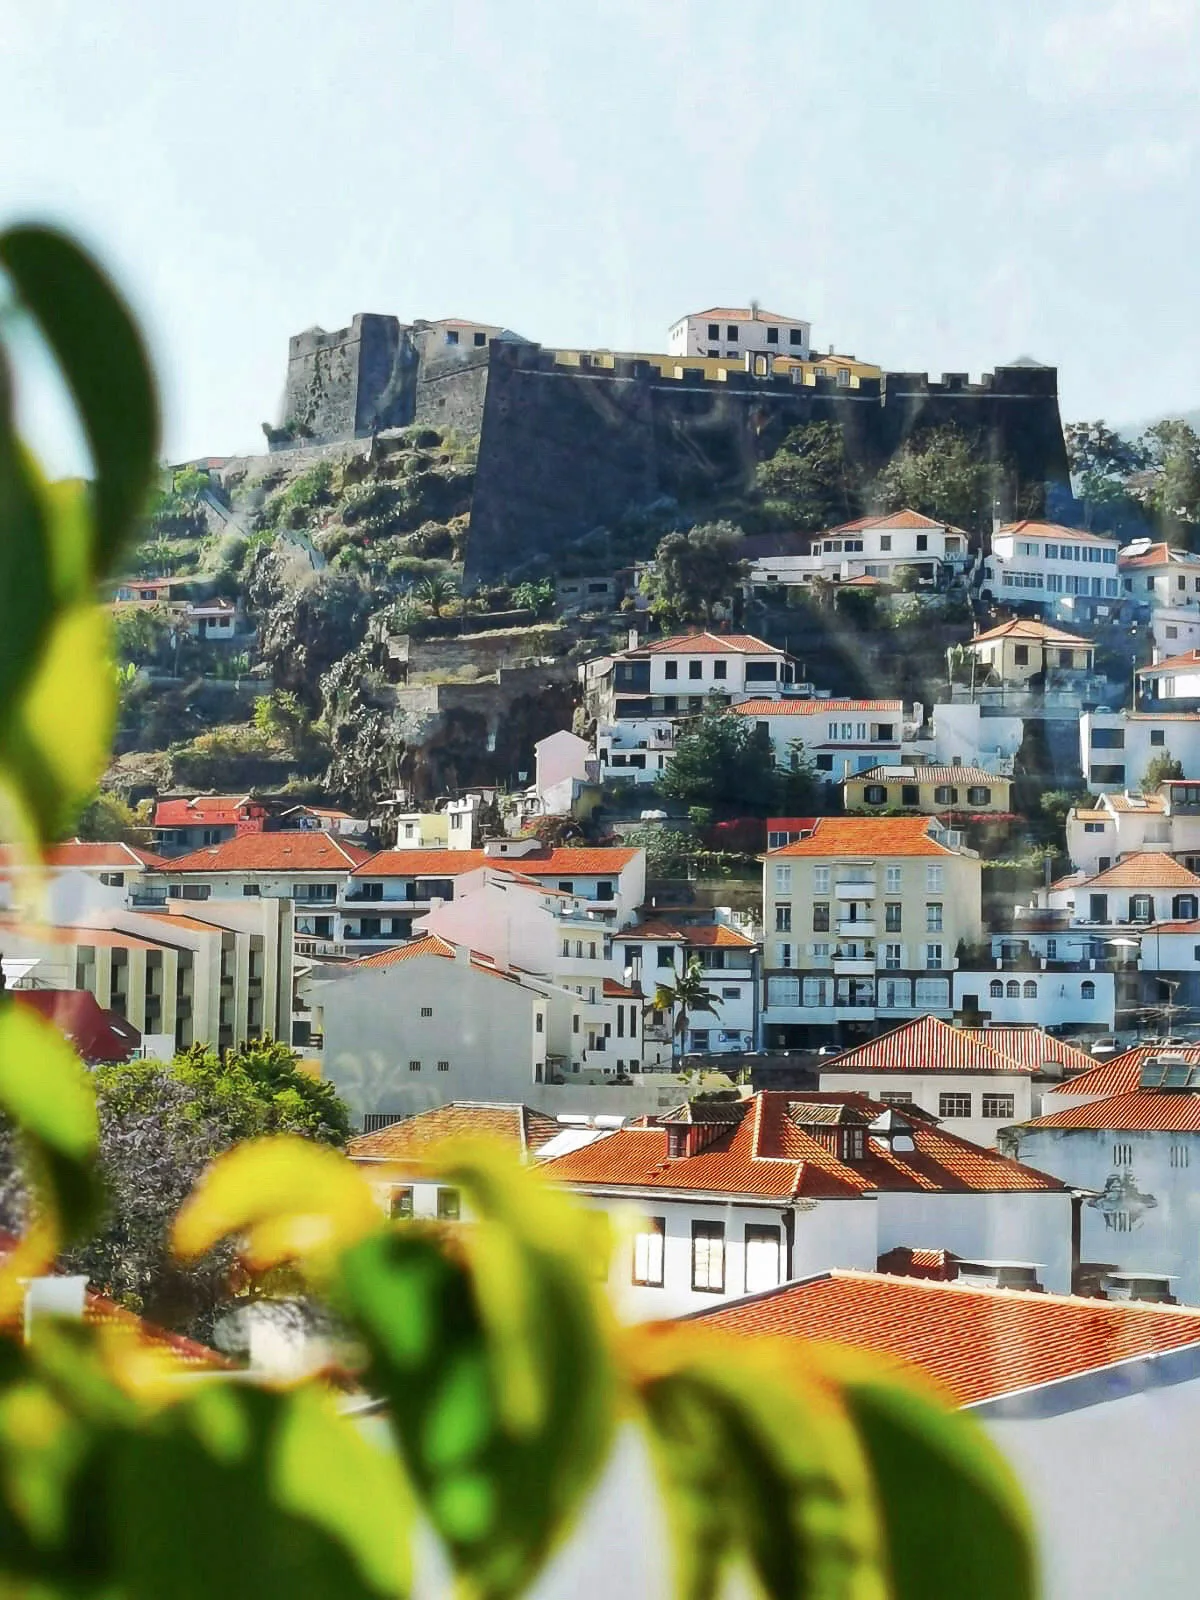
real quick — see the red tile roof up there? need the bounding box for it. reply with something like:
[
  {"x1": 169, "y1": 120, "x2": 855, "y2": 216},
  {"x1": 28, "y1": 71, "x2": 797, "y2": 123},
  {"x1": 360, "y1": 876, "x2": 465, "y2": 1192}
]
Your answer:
[
  {"x1": 540, "y1": 1090, "x2": 1065, "y2": 1200},
  {"x1": 153, "y1": 795, "x2": 261, "y2": 828},
  {"x1": 876, "y1": 1245, "x2": 959, "y2": 1281},
  {"x1": 1119, "y1": 542, "x2": 1200, "y2": 570},
  {"x1": 768, "y1": 816, "x2": 958, "y2": 858},
  {"x1": 958, "y1": 1027, "x2": 1097, "y2": 1076},
  {"x1": 43, "y1": 840, "x2": 166, "y2": 870},
  {"x1": 348, "y1": 1102, "x2": 559, "y2": 1161},
  {"x1": 688, "y1": 307, "x2": 800, "y2": 325},
  {"x1": 627, "y1": 921, "x2": 755, "y2": 948},
  {"x1": 160, "y1": 833, "x2": 371, "y2": 873},
  {"x1": 731, "y1": 698, "x2": 902, "y2": 717},
  {"x1": 352, "y1": 846, "x2": 637, "y2": 879},
  {"x1": 1023, "y1": 1089, "x2": 1200, "y2": 1132},
  {"x1": 692, "y1": 1272, "x2": 1200, "y2": 1406},
  {"x1": 999, "y1": 520, "x2": 1117, "y2": 546},
  {"x1": 970, "y1": 618, "x2": 1093, "y2": 646},
  {"x1": 1102, "y1": 792, "x2": 1166, "y2": 813},
  {"x1": 1139, "y1": 649, "x2": 1200, "y2": 676},
  {"x1": 1042, "y1": 1045, "x2": 1200, "y2": 1106},
  {"x1": 853, "y1": 765, "x2": 1004, "y2": 786},
  {"x1": 636, "y1": 631, "x2": 780, "y2": 657},
  {"x1": 12, "y1": 990, "x2": 141, "y2": 1063},
  {"x1": 350, "y1": 933, "x2": 455, "y2": 969},
  {"x1": 1081, "y1": 853, "x2": 1200, "y2": 889},
  {"x1": 820, "y1": 1015, "x2": 1032, "y2": 1077},
  {"x1": 829, "y1": 509, "x2": 965, "y2": 534}
]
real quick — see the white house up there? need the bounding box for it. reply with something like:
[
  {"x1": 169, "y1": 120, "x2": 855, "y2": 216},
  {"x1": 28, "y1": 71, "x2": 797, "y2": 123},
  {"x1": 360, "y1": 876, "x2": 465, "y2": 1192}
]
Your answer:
[
  {"x1": 1080, "y1": 709, "x2": 1200, "y2": 793},
  {"x1": 1138, "y1": 648, "x2": 1200, "y2": 705},
  {"x1": 1065, "y1": 784, "x2": 1200, "y2": 877},
  {"x1": 1004, "y1": 1060, "x2": 1200, "y2": 1306},
  {"x1": 749, "y1": 509, "x2": 971, "y2": 590},
  {"x1": 728, "y1": 697, "x2": 905, "y2": 777},
  {"x1": 954, "y1": 951, "x2": 1116, "y2": 1034},
  {"x1": 980, "y1": 520, "x2": 1120, "y2": 621},
  {"x1": 530, "y1": 730, "x2": 597, "y2": 815},
  {"x1": 1041, "y1": 851, "x2": 1200, "y2": 930},
  {"x1": 1120, "y1": 538, "x2": 1200, "y2": 610},
  {"x1": 816, "y1": 1014, "x2": 1037, "y2": 1148},
  {"x1": 668, "y1": 306, "x2": 811, "y2": 362},
  {"x1": 903, "y1": 701, "x2": 1022, "y2": 775},
  {"x1": 184, "y1": 598, "x2": 243, "y2": 640},
  {"x1": 1150, "y1": 603, "x2": 1200, "y2": 659},
  {"x1": 616, "y1": 919, "x2": 759, "y2": 1059},
  {"x1": 584, "y1": 629, "x2": 797, "y2": 723},
  {"x1": 538, "y1": 1089, "x2": 1073, "y2": 1319}
]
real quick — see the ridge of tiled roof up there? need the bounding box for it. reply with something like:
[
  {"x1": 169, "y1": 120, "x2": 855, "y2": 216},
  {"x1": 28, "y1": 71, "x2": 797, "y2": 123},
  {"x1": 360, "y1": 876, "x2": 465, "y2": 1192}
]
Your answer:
[
  {"x1": 1120, "y1": 542, "x2": 1200, "y2": 569},
  {"x1": 353, "y1": 846, "x2": 638, "y2": 878},
  {"x1": 349, "y1": 933, "x2": 456, "y2": 969},
  {"x1": 1139, "y1": 649, "x2": 1200, "y2": 675},
  {"x1": 1078, "y1": 852, "x2": 1200, "y2": 889},
  {"x1": 957, "y1": 1027, "x2": 1097, "y2": 1075},
  {"x1": 627, "y1": 920, "x2": 754, "y2": 948},
  {"x1": 538, "y1": 1090, "x2": 1065, "y2": 1199},
  {"x1": 820, "y1": 1014, "x2": 1033, "y2": 1076},
  {"x1": 998, "y1": 520, "x2": 1116, "y2": 545},
  {"x1": 637, "y1": 631, "x2": 779, "y2": 657},
  {"x1": 348, "y1": 1102, "x2": 560, "y2": 1161},
  {"x1": 1022, "y1": 1088, "x2": 1200, "y2": 1132},
  {"x1": 852, "y1": 765, "x2": 1005, "y2": 786},
  {"x1": 687, "y1": 307, "x2": 800, "y2": 325},
  {"x1": 970, "y1": 618, "x2": 1093, "y2": 645},
  {"x1": 160, "y1": 833, "x2": 371, "y2": 873},
  {"x1": 731, "y1": 698, "x2": 902, "y2": 716},
  {"x1": 767, "y1": 816, "x2": 958, "y2": 858},
  {"x1": 827, "y1": 509, "x2": 967, "y2": 534},
  {"x1": 1041, "y1": 1045, "x2": 1191, "y2": 1104},
  {"x1": 689, "y1": 1271, "x2": 1200, "y2": 1406}
]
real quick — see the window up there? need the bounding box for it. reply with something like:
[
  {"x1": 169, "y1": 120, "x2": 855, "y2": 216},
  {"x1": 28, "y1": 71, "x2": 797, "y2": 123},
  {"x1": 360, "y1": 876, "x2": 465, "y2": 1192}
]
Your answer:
[
  {"x1": 437, "y1": 1188, "x2": 461, "y2": 1221},
  {"x1": 979, "y1": 1092, "x2": 1016, "y2": 1120},
  {"x1": 713, "y1": 659, "x2": 727, "y2": 680},
  {"x1": 688, "y1": 660, "x2": 702, "y2": 680},
  {"x1": 690, "y1": 1028, "x2": 710, "y2": 1050},
  {"x1": 878, "y1": 976, "x2": 911, "y2": 1007},
  {"x1": 813, "y1": 903, "x2": 830, "y2": 931},
  {"x1": 726, "y1": 325, "x2": 738, "y2": 340},
  {"x1": 1171, "y1": 1145, "x2": 1191, "y2": 1170},
  {"x1": 939, "y1": 1093, "x2": 971, "y2": 1118},
  {"x1": 880, "y1": 1091, "x2": 913, "y2": 1106},
  {"x1": 657, "y1": 947, "x2": 675, "y2": 967},
  {"x1": 990, "y1": 979, "x2": 1003, "y2": 997},
  {"x1": 765, "y1": 325, "x2": 779, "y2": 345},
  {"x1": 778, "y1": 943, "x2": 793, "y2": 968},
  {"x1": 437, "y1": 1060, "x2": 450, "y2": 1072},
  {"x1": 420, "y1": 1006, "x2": 433, "y2": 1017},
  {"x1": 773, "y1": 865, "x2": 792, "y2": 893},
  {"x1": 880, "y1": 535, "x2": 892, "y2": 552},
  {"x1": 691, "y1": 1222, "x2": 725, "y2": 1292},
  {"x1": 925, "y1": 865, "x2": 943, "y2": 892},
  {"x1": 408, "y1": 1059, "x2": 422, "y2": 1073},
  {"x1": 886, "y1": 866, "x2": 903, "y2": 893},
  {"x1": 242, "y1": 884, "x2": 261, "y2": 897},
  {"x1": 536, "y1": 1013, "x2": 544, "y2": 1033},
  {"x1": 1113, "y1": 1143, "x2": 1133, "y2": 1167},
  {"x1": 664, "y1": 660, "x2": 678, "y2": 679},
  {"x1": 810, "y1": 943, "x2": 829, "y2": 960},
  {"x1": 864, "y1": 785, "x2": 888, "y2": 805},
  {"x1": 1090, "y1": 765, "x2": 1125, "y2": 785},
  {"x1": 1005, "y1": 979, "x2": 1020, "y2": 998},
  {"x1": 775, "y1": 904, "x2": 792, "y2": 933},
  {"x1": 1083, "y1": 822, "x2": 1105, "y2": 834},
  {"x1": 768, "y1": 976, "x2": 800, "y2": 1006},
  {"x1": 915, "y1": 534, "x2": 928, "y2": 552},
  {"x1": 884, "y1": 903, "x2": 902, "y2": 932},
  {"x1": 884, "y1": 944, "x2": 902, "y2": 969},
  {"x1": 1091, "y1": 728, "x2": 1124, "y2": 749},
  {"x1": 633, "y1": 1218, "x2": 665, "y2": 1286},
  {"x1": 1151, "y1": 728, "x2": 1166, "y2": 747},
  {"x1": 445, "y1": 329, "x2": 459, "y2": 345},
  {"x1": 901, "y1": 784, "x2": 920, "y2": 806},
  {"x1": 914, "y1": 977, "x2": 949, "y2": 1007},
  {"x1": 789, "y1": 328, "x2": 803, "y2": 345},
  {"x1": 813, "y1": 866, "x2": 831, "y2": 893},
  {"x1": 925, "y1": 944, "x2": 943, "y2": 969},
  {"x1": 967, "y1": 786, "x2": 991, "y2": 806},
  {"x1": 707, "y1": 322, "x2": 719, "y2": 339},
  {"x1": 1131, "y1": 894, "x2": 1153, "y2": 922},
  {"x1": 744, "y1": 1225, "x2": 781, "y2": 1293},
  {"x1": 1014, "y1": 644, "x2": 1029, "y2": 666},
  {"x1": 721, "y1": 986, "x2": 740, "y2": 1000},
  {"x1": 388, "y1": 1186, "x2": 413, "y2": 1220},
  {"x1": 802, "y1": 976, "x2": 832, "y2": 1006},
  {"x1": 925, "y1": 903, "x2": 943, "y2": 932}
]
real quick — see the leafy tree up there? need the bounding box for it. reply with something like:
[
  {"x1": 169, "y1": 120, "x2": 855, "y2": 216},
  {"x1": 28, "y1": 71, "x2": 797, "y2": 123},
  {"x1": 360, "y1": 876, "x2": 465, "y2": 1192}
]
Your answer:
[
  {"x1": 1142, "y1": 751, "x2": 1184, "y2": 792},
  {"x1": 660, "y1": 707, "x2": 777, "y2": 815},
  {"x1": 1064, "y1": 420, "x2": 1147, "y2": 533},
  {"x1": 253, "y1": 689, "x2": 312, "y2": 755},
  {"x1": 1137, "y1": 419, "x2": 1200, "y2": 536},
  {"x1": 112, "y1": 603, "x2": 172, "y2": 665},
  {"x1": 513, "y1": 579, "x2": 555, "y2": 616},
  {"x1": 644, "y1": 522, "x2": 745, "y2": 624},
  {"x1": 873, "y1": 423, "x2": 995, "y2": 533},
  {"x1": 653, "y1": 956, "x2": 722, "y2": 1055},
  {"x1": 417, "y1": 572, "x2": 458, "y2": 617},
  {"x1": 75, "y1": 790, "x2": 140, "y2": 843},
  {"x1": 756, "y1": 420, "x2": 863, "y2": 530}
]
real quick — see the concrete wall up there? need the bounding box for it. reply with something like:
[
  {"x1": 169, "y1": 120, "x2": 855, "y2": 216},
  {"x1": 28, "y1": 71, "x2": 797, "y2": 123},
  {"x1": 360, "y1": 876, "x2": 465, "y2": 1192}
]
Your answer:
[
  {"x1": 877, "y1": 1189, "x2": 1074, "y2": 1294},
  {"x1": 819, "y1": 1069, "x2": 1032, "y2": 1149}
]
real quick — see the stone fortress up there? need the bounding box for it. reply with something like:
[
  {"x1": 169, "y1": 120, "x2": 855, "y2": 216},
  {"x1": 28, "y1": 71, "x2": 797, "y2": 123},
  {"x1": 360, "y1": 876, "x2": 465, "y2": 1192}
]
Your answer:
[{"x1": 273, "y1": 308, "x2": 1070, "y2": 583}]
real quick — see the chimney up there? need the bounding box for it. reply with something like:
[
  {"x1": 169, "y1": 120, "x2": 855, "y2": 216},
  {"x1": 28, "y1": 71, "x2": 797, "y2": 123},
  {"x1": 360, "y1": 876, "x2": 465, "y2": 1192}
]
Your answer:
[
  {"x1": 454, "y1": 943, "x2": 471, "y2": 965},
  {"x1": 24, "y1": 1275, "x2": 87, "y2": 1342},
  {"x1": 628, "y1": 627, "x2": 639, "y2": 651}
]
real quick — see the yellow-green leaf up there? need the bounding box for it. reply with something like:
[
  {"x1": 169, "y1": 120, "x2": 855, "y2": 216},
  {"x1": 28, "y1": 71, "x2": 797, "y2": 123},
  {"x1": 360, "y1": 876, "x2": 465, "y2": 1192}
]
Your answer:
[
  {"x1": 172, "y1": 1135, "x2": 380, "y2": 1271},
  {"x1": 336, "y1": 1141, "x2": 618, "y2": 1600}
]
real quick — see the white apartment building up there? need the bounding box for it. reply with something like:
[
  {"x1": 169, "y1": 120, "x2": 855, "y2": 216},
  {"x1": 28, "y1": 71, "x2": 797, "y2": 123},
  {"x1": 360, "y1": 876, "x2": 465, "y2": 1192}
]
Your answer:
[
  {"x1": 1066, "y1": 785, "x2": 1200, "y2": 877},
  {"x1": 980, "y1": 521, "x2": 1120, "y2": 620},
  {"x1": 749, "y1": 509, "x2": 971, "y2": 591},
  {"x1": 617, "y1": 919, "x2": 759, "y2": 1058},
  {"x1": 1120, "y1": 539, "x2": 1200, "y2": 609},
  {"x1": 729, "y1": 697, "x2": 905, "y2": 777},
  {"x1": 1080, "y1": 710, "x2": 1200, "y2": 793},
  {"x1": 904, "y1": 701, "x2": 1022, "y2": 775},
  {"x1": 584, "y1": 629, "x2": 796, "y2": 723},
  {"x1": 954, "y1": 945, "x2": 1116, "y2": 1033},
  {"x1": 759, "y1": 815, "x2": 983, "y2": 1046},
  {"x1": 668, "y1": 306, "x2": 811, "y2": 362},
  {"x1": 1139, "y1": 649, "x2": 1200, "y2": 705}
]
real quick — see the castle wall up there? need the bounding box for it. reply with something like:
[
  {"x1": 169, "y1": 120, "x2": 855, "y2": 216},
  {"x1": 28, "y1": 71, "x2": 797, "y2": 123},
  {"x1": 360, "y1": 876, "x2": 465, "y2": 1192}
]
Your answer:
[
  {"x1": 281, "y1": 314, "x2": 419, "y2": 444},
  {"x1": 414, "y1": 350, "x2": 492, "y2": 437}
]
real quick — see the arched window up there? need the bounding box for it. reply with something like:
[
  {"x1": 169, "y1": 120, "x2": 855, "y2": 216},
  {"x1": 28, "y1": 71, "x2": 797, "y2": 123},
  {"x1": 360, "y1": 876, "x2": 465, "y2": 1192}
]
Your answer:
[
  {"x1": 864, "y1": 785, "x2": 888, "y2": 805},
  {"x1": 1081, "y1": 979, "x2": 1096, "y2": 1000},
  {"x1": 967, "y1": 786, "x2": 991, "y2": 807},
  {"x1": 934, "y1": 786, "x2": 958, "y2": 806},
  {"x1": 1006, "y1": 980, "x2": 1020, "y2": 998},
  {"x1": 990, "y1": 979, "x2": 1004, "y2": 998},
  {"x1": 1023, "y1": 980, "x2": 1037, "y2": 999}
]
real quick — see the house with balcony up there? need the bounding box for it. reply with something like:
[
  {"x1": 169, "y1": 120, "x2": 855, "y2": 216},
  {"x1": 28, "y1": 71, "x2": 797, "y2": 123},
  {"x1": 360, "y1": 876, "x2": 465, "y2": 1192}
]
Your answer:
[
  {"x1": 152, "y1": 794, "x2": 267, "y2": 855},
  {"x1": 616, "y1": 919, "x2": 759, "y2": 1060},
  {"x1": 1119, "y1": 538, "x2": 1200, "y2": 612},
  {"x1": 1065, "y1": 783, "x2": 1200, "y2": 877},
  {"x1": 962, "y1": 618, "x2": 1097, "y2": 690},
  {"x1": 749, "y1": 509, "x2": 972, "y2": 593},
  {"x1": 729, "y1": 697, "x2": 905, "y2": 778},
  {"x1": 952, "y1": 926, "x2": 1117, "y2": 1034},
  {"x1": 184, "y1": 597, "x2": 244, "y2": 640},
  {"x1": 0, "y1": 840, "x2": 168, "y2": 920},
  {"x1": 538, "y1": 1089, "x2": 1072, "y2": 1318},
  {"x1": 1080, "y1": 710, "x2": 1200, "y2": 793},
  {"x1": 759, "y1": 816, "x2": 982, "y2": 1047},
  {"x1": 979, "y1": 521, "x2": 1121, "y2": 622},
  {"x1": 843, "y1": 764, "x2": 1013, "y2": 817},
  {"x1": 902, "y1": 700, "x2": 1022, "y2": 776}
]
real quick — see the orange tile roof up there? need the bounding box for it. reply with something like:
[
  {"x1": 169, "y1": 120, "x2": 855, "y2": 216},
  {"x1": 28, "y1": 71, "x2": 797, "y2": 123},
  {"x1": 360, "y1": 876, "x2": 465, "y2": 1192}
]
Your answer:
[
  {"x1": 352, "y1": 846, "x2": 638, "y2": 879},
  {"x1": 731, "y1": 698, "x2": 902, "y2": 717},
  {"x1": 828, "y1": 509, "x2": 966, "y2": 534},
  {"x1": 540, "y1": 1090, "x2": 1065, "y2": 1200},
  {"x1": 153, "y1": 794, "x2": 259, "y2": 827},
  {"x1": 688, "y1": 307, "x2": 800, "y2": 325},
  {"x1": 1041, "y1": 1045, "x2": 1195, "y2": 1104},
  {"x1": 603, "y1": 977, "x2": 642, "y2": 997},
  {"x1": 958, "y1": 1027, "x2": 1097, "y2": 1076},
  {"x1": 1119, "y1": 542, "x2": 1200, "y2": 569},
  {"x1": 162, "y1": 833, "x2": 370, "y2": 873},
  {"x1": 692, "y1": 1272, "x2": 1200, "y2": 1406},
  {"x1": 998, "y1": 520, "x2": 1116, "y2": 546},
  {"x1": 1024, "y1": 1089, "x2": 1200, "y2": 1132},
  {"x1": 852, "y1": 765, "x2": 1004, "y2": 786},
  {"x1": 348, "y1": 1102, "x2": 559, "y2": 1161},
  {"x1": 1139, "y1": 649, "x2": 1200, "y2": 676},
  {"x1": 820, "y1": 1015, "x2": 1032, "y2": 1077},
  {"x1": 135, "y1": 911, "x2": 236, "y2": 936},
  {"x1": 350, "y1": 933, "x2": 455, "y2": 969},
  {"x1": 1081, "y1": 852, "x2": 1200, "y2": 890},
  {"x1": 768, "y1": 816, "x2": 957, "y2": 858},
  {"x1": 1102, "y1": 793, "x2": 1166, "y2": 813},
  {"x1": 970, "y1": 618, "x2": 1093, "y2": 646},
  {"x1": 636, "y1": 631, "x2": 780, "y2": 657},
  {"x1": 44, "y1": 840, "x2": 166, "y2": 870},
  {"x1": 627, "y1": 921, "x2": 754, "y2": 948}
]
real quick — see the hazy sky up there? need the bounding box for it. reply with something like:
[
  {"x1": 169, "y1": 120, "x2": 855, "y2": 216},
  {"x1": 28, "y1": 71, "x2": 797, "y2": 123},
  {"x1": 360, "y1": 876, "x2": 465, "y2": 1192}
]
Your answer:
[{"x1": 3, "y1": 0, "x2": 1198, "y2": 466}]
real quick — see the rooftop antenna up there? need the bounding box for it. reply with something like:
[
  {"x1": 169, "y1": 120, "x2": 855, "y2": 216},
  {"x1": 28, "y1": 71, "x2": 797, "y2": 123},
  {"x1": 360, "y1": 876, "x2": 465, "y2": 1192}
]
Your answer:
[{"x1": 749, "y1": 298, "x2": 760, "y2": 322}]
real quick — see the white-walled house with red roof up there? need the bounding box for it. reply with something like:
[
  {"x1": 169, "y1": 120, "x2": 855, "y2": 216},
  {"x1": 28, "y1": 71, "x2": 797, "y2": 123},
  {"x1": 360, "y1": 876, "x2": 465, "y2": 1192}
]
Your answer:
[
  {"x1": 729, "y1": 696, "x2": 906, "y2": 778},
  {"x1": 1080, "y1": 707, "x2": 1200, "y2": 793},
  {"x1": 1064, "y1": 783, "x2": 1200, "y2": 878},
  {"x1": 1120, "y1": 537, "x2": 1200, "y2": 611},
  {"x1": 538, "y1": 1090, "x2": 1074, "y2": 1318},
  {"x1": 748, "y1": 508, "x2": 971, "y2": 591},
  {"x1": 980, "y1": 519, "x2": 1121, "y2": 622},
  {"x1": 617, "y1": 918, "x2": 760, "y2": 1059},
  {"x1": 152, "y1": 794, "x2": 266, "y2": 855}
]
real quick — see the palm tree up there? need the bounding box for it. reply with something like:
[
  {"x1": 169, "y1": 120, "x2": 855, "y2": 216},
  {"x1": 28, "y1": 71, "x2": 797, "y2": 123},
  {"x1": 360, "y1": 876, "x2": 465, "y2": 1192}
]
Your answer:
[
  {"x1": 417, "y1": 573, "x2": 458, "y2": 618},
  {"x1": 653, "y1": 957, "x2": 722, "y2": 1060}
]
